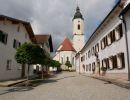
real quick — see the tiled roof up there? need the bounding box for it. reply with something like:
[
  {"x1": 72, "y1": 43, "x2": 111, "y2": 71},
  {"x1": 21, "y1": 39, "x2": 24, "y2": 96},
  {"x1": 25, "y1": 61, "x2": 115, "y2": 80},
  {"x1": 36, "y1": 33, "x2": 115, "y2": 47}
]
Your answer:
[
  {"x1": 0, "y1": 15, "x2": 36, "y2": 42},
  {"x1": 58, "y1": 37, "x2": 76, "y2": 52},
  {"x1": 35, "y1": 35, "x2": 50, "y2": 43},
  {"x1": 35, "y1": 34, "x2": 53, "y2": 52}
]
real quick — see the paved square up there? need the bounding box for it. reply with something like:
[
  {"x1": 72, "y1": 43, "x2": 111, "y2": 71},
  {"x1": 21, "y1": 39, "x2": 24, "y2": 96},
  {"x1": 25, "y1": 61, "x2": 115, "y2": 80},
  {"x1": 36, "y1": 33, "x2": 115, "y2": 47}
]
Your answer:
[{"x1": 0, "y1": 72, "x2": 130, "y2": 100}]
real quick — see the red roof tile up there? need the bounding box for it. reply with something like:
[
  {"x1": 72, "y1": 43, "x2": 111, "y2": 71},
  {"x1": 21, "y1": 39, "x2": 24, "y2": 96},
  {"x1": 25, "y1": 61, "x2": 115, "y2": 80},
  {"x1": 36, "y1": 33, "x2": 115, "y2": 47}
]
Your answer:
[
  {"x1": 58, "y1": 37, "x2": 76, "y2": 52},
  {"x1": 35, "y1": 35, "x2": 50, "y2": 43}
]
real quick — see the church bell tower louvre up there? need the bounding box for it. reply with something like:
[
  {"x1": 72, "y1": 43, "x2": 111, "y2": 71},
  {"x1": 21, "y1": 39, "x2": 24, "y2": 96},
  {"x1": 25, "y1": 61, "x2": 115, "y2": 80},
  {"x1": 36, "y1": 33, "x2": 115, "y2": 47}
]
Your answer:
[{"x1": 72, "y1": 5, "x2": 85, "y2": 52}]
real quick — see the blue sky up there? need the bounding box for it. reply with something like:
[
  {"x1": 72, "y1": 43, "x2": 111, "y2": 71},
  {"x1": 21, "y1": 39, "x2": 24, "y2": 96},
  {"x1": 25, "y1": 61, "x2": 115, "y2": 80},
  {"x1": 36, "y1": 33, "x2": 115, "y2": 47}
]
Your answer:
[{"x1": 0, "y1": 0, "x2": 119, "y2": 50}]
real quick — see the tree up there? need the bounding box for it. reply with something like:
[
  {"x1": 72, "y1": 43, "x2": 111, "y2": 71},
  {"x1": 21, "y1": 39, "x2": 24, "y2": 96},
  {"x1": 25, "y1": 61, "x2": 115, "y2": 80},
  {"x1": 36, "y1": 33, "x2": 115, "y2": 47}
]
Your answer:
[
  {"x1": 40, "y1": 54, "x2": 50, "y2": 79},
  {"x1": 48, "y1": 60, "x2": 61, "y2": 72},
  {"x1": 65, "y1": 60, "x2": 72, "y2": 69},
  {"x1": 15, "y1": 42, "x2": 45, "y2": 83}
]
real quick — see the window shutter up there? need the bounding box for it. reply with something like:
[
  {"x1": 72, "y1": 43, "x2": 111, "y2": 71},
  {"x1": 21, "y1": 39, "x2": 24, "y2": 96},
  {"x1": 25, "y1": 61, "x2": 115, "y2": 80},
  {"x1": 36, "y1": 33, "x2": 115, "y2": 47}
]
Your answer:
[
  {"x1": 105, "y1": 36, "x2": 108, "y2": 47},
  {"x1": 119, "y1": 24, "x2": 123, "y2": 37},
  {"x1": 97, "y1": 43, "x2": 99, "y2": 52},
  {"x1": 121, "y1": 53, "x2": 125, "y2": 68},
  {"x1": 106, "y1": 58, "x2": 109, "y2": 69},
  {"x1": 113, "y1": 56, "x2": 117, "y2": 68},
  {"x1": 13, "y1": 39, "x2": 16, "y2": 48},
  {"x1": 112, "y1": 30, "x2": 115, "y2": 42},
  {"x1": 101, "y1": 40, "x2": 103, "y2": 50}
]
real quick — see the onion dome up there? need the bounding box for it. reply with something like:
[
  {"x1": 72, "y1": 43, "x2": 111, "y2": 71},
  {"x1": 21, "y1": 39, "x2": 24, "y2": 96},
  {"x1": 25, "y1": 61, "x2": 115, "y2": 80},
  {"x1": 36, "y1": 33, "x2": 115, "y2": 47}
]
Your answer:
[{"x1": 73, "y1": 6, "x2": 84, "y2": 20}]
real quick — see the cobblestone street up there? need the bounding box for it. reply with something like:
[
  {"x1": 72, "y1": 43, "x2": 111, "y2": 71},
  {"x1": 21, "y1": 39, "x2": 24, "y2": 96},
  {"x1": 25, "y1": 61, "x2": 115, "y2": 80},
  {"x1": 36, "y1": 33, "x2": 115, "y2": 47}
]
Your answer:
[{"x1": 0, "y1": 72, "x2": 130, "y2": 100}]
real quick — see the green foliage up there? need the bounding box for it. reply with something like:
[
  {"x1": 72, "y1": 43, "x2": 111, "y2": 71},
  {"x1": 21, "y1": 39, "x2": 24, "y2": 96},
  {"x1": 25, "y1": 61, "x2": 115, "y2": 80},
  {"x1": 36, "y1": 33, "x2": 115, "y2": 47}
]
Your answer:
[
  {"x1": 15, "y1": 42, "x2": 45, "y2": 65},
  {"x1": 49, "y1": 60, "x2": 61, "y2": 68},
  {"x1": 101, "y1": 66, "x2": 107, "y2": 71},
  {"x1": 65, "y1": 61, "x2": 72, "y2": 68}
]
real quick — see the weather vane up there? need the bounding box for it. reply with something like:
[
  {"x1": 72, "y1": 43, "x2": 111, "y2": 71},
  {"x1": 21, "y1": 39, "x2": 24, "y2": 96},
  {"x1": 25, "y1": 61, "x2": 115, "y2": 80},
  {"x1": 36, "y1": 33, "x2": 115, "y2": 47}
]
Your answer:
[{"x1": 76, "y1": 0, "x2": 79, "y2": 7}]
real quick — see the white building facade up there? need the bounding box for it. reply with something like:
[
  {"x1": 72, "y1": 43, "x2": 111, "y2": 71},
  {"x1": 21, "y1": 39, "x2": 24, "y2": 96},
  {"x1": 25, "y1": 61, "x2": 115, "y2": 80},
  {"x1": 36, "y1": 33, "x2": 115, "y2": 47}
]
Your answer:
[
  {"x1": 76, "y1": 1, "x2": 129, "y2": 76},
  {"x1": 0, "y1": 15, "x2": 36, "y2": 81}
]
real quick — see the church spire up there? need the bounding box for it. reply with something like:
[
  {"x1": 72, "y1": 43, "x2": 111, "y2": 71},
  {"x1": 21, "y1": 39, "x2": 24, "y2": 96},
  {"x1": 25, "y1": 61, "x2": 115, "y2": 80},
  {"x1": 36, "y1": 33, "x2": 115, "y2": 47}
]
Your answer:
[{"x1": 73, "y1": 3, "x2": 84, "y2": 20}]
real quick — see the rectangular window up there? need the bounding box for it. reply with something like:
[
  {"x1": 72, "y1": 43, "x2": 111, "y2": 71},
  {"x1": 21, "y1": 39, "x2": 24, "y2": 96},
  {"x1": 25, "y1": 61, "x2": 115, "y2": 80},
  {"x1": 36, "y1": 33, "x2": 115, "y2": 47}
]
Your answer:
[
  {"x1": 108, "y1": 56, "x2": 114, "y2": 70},
  {"x1": 112, "y1": 30, "x2": 116, "y2": 42},
  {"x1": 107, "y1": 32, "x2": 112, "y2": 45},
  {"x1": 86, "y1": 65, "x2": 88, "y2": 71},
  {"x1": 115, "y1": 24, "x2": 123, "y2": 40},
  {"x1": 6, "y1": 60, "x2": 12, "y2": 70},
  {"x1": 13, "y1": 39, "x2": 21, "y2": 49},
  {"x1": 89, "y1": 64, "x2": 91, "y2": 71},
  {"x1": 0, "y1": 30, "x2": 8, "y2": 44},
  {"x1": 117, "y1": 53, "x2": 125, "y2": 69},
  {"x1": 95, "y1": 43, "x2": 99, "y2": 53},
  {"x1": 88, "y1": 50, "x2": 91, "y2": 58},
  {"x1": 102, "y1": 59, "x2": 107, "y2": 69},
  {"x1": 101, "y1": 38, "x2": 106, "y2": 50},
  {"x1": 92, "y1": 62, "x2": 95, "y2": 71},
  {"x1": 91, "y1": 47, "x2": 95, "y2": 55}
]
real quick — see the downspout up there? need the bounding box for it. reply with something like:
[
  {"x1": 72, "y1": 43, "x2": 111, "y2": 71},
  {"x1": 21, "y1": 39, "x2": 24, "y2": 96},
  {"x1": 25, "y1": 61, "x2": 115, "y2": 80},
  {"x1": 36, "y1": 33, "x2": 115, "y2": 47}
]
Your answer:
[{"x1": 119, "y1": 15, "x2": 130, "y2": 81}]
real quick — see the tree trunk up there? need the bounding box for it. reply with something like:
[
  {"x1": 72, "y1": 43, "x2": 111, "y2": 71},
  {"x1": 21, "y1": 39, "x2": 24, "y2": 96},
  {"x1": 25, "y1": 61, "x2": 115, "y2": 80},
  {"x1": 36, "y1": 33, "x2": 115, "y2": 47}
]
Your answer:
[
  {"x1": 21, "y1": 64, "x2": 25, "y2": 78},
  {"x1": 42, "y1": 65, "x2": 44, "y2": 80},
  {"x1": 26, "y1": 64, "x2": 30, "y2": 86}
]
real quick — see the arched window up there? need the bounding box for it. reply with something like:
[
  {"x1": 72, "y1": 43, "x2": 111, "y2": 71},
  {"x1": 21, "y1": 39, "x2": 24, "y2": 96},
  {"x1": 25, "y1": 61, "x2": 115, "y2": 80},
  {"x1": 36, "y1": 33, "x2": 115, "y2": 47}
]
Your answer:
[
  {"x1": 78, "y1": 24, "x2": 80, "y2": 30},
  {"x1": 61, "y1": 57, "x2": 63, "y2": 64},
  {"x1": 67, "y1": 57, "x2": 69, "y2": 61}
]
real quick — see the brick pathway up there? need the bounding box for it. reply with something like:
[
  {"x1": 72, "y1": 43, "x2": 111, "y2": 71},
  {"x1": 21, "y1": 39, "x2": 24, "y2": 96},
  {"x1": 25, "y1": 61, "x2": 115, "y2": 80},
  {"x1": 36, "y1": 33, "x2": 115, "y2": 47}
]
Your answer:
[{"x1": 0, "y1": 72, "x2": 130, "y2": 100}]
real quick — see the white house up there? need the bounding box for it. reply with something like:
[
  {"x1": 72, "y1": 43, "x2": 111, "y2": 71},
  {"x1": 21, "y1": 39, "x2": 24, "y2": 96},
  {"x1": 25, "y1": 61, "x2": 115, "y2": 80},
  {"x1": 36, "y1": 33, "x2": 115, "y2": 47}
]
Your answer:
[
  {"x1": 53, "y1": 37, "x2": 76, "y2": 70},
  {"x1": 75, "y1": 0, "x2": 129, "y2": 76},
  {"x1": 0, "y1": 15, "x2": 36, "y2": 81},
  {"x1": 33, "y1": 34, "x2": 53, "y2": 72},
  {"x1": 53, "y1": 6, "x2": 85, "y2": 70}
]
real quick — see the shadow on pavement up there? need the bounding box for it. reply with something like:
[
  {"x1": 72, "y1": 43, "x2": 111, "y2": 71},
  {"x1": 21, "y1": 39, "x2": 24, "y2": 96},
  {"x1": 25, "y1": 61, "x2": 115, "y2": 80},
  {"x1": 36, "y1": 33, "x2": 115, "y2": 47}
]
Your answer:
[
  {"x1": 55, "y1": 76, "x2": 75, "y2": 81},
  {"x1": 0, "y1": 87, "x2": 33, "y2": 95}
]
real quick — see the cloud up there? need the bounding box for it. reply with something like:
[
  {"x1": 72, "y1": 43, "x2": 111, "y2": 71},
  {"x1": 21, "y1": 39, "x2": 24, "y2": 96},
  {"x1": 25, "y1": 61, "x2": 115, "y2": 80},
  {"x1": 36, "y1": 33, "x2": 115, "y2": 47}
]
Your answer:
[{"x1": 0, "y1": 0, "x2": 118, "y2": 50}]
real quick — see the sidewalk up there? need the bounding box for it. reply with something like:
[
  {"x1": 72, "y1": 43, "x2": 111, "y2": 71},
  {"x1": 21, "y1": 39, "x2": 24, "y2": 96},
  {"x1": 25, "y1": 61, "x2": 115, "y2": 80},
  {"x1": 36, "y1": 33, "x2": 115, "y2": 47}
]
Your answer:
[
  {"x1": 0, "y1": 79, "x2": 27, "y2": 87},
  {"x1": 85, "y1": 73, "x2": 130, "y2": 90}
]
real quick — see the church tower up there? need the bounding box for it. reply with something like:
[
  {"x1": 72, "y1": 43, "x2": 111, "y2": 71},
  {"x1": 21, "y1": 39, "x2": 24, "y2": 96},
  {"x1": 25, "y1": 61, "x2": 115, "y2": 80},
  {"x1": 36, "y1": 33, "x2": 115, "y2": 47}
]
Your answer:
[{"x1": 73, "y1": 6, "x2": 85, "y2": 52}]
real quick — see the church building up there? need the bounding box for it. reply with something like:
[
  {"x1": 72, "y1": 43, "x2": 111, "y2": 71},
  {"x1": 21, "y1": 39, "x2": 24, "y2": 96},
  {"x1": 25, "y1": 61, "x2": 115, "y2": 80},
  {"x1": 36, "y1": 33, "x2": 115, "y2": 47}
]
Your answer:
[{"x1": 53, "y1": 6, "x2": 85, "y2": 70}]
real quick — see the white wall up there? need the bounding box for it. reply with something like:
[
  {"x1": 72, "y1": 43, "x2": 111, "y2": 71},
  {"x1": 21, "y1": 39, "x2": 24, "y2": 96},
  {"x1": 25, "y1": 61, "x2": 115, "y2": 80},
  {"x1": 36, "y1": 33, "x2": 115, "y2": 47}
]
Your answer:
[
  {"x1": 73, "y1": 18, "x2": 85, "y2": 52},
  {"x1": 53, "y1": 51, "x2": 76, "y2": 70},
  {"x1": 0, "y1": 20, "x2": 33, "y2": 81},
  {"x1": 78, "y1": 7, "x2": 128, "y2": 74}
]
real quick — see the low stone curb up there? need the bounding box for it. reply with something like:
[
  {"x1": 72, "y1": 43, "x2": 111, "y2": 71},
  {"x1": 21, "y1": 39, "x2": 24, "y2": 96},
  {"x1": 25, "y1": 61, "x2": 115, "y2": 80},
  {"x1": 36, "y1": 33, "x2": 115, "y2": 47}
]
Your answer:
[
  {"x1": 0, "y1": 79, "x2": 27, "y2": 87},
  {"x1": 88, "y1": 75, "x2": 130, "y2": 90}
]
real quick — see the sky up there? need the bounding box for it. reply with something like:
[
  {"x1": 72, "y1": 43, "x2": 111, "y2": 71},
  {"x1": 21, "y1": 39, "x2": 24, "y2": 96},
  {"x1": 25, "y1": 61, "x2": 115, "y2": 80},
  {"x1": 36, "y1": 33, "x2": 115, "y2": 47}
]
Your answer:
[{"x1": 0, "y1": 0, "x2": 119, "y2": 51}]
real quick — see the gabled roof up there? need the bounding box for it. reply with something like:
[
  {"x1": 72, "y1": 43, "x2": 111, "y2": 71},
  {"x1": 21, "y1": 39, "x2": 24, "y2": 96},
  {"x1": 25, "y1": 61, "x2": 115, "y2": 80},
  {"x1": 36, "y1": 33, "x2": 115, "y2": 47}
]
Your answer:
[
  {"x1": 35, "y1": 35, "x2": 50, "y2": 43},
  {"x1": 35, "y1": 34, "x2": 53, "y2": 52},
  {"x1": 120, "y1": 3, "x2": 130, "y2": 15},
  {"x1": 0, "y1": 15, "x2": 36, "y2": 42},
  {"x1": 58, "y1": 37, "x2": 76, "y2": 52}
]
